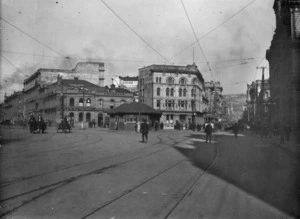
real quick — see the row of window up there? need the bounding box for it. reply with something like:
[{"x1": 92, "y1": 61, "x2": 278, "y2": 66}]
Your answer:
[
  {"x1": 68, "y1": 97, "x2": 126, "y2": 107},
  {"x1": 156, "y1": 88, "x2": 197, "y2": 97},
  {"x1": 156, "y1": 100, "x2": 195, "y2": 109},
  {"x1": 155, "y1": 77, "x2": 198, "y2": 85}
]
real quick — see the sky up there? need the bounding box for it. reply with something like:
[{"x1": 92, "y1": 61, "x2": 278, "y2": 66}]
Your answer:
[{"x1": 0, "y1": 0, "x2": 275, "y2": 102}]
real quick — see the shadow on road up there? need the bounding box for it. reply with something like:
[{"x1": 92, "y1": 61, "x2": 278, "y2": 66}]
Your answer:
[{"x1": 174, "y1": 132, "x2": 300, "y2": 218}]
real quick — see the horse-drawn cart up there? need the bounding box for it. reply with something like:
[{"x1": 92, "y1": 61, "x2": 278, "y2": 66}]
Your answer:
[{"x1": 56, "y1": 119, "x2": 71, "y2": 133}]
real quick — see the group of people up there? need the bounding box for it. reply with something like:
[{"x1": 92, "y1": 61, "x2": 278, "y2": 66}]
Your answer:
[{"x1": 28, "y1": 114, "x2": 46, "y2": 134}]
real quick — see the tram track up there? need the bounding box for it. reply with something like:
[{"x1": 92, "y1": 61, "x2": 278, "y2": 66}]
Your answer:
[
  {"x1": 0, "y1": 132, "x2": 166, "y2": 188},
  {"x1": 79, "y1": 132, "x2": 220, "y2": 218},
  {"x1": 0, "y1": 133, "x2": 179, "y2": 217}
]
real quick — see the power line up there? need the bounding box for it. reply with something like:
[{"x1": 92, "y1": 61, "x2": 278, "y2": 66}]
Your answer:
[
  {"x1": 0, "y1": 53, "x2": 20, "y2": 70},
  {"x1": 169, "y1": 0, "x2": 257, "y2": 61},
  {"x1": 0, "y1": 16, "x2": 64, "y2": 57},
  {"x1": 100, "y1": 0, "x2": 171, "y2": 64},
  {"x1": 1, "y1": 50, "x2": 264, "y2": 64},
  {"x1": 180, "y1": 0, "x2": 215, "y2": 81}
]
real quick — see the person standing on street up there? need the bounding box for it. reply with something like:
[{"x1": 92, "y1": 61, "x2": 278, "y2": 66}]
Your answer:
[
  {"x1": 140, "y1": 119, "x2": 149, "y2": 143},
  {"x1": 205, "y1": 121, "x2": 212, "y2": 143},
  {"x1": 233, "y1": 122, "x2": 239, "y2": 138}
]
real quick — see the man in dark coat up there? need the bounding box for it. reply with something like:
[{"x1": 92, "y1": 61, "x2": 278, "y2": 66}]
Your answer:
[
  {"x1": 205, "y1": 122, "x2": 213, "y2": 143},
  {"x1": 29, "y1": 114, "x2": 36, "y2": 133},
  {"x1": 140, "y1": 119, "x2": 149, "y2": 143},
  {"x1": 233, "y1": 123, "x2": 239, "y2": 138}
]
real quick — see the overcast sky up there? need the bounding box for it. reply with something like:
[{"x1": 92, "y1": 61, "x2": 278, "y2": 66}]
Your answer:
[{"x1": 1, "y1": 0, "x2": 275, "y2": 101}]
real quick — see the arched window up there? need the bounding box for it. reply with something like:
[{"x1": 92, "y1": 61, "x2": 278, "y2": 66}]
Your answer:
[
  {"x1": 86, "y1": 98, "x2": 91, "y2": 106},
  {"x1": 98, "y1": 99, "x2": 103, "y2": 106},
  {"x1": 179, "y1": 88, "x2": 182, "y2": 97},
  {"x1": 179, "y1": 77, "x2": 187, "y2": 85},
  {"x1": 69, "y1": 112, "x2": 74, "y2": 117},
  {"x1": 166, "y1": 77, "x2": 175, "y2": 84},
  {"x1": 86, "y1": 113, "x2": 91, "y2": 122},
  {"x1": 79, "y1": 98, "x2": 84, "y2": 106},
  {"x1": 183, "y1": 89, "x2": 187, "y2": 97},
  {"x1": 69, "y1": 97, "x2": 74, "y2": 106},
  {"x1": 170, "y1": 88, "x2": 174, "y2": 96},
  {"x1": 79, "y1": 112, "x2": 83, "y2": 122},
  {"x1": 157, "y1": 87, "x2": 160, "y2": 96},
  {"x1": 166, "y1": 88, "x2": 169, "y2": 96}
]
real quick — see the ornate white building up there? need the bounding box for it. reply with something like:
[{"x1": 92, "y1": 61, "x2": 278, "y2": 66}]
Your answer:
[{"x1": 138, "y1": 63, "x2": 206, "y2": 129}]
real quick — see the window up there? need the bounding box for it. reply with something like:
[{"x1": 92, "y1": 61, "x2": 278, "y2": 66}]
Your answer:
[
  {"x1": 191, "y1": 89, "x2": 195, "y2": 97},
  {"x1": 79, "y1": 112, "x2": 83, "y2": 122},
  {"x1": 157, "y1": 100, "x2": 161, "y2": 108},
  {"x1": 179, "y1": 77, "x2": 187, "y2": 85},
  {"x1": 98, "y1": 99, "x2": 103, "y2": 106},
  {"x1": 79, "y1": 98, "x2": 84, "y2": 106},
  {"x1": 179, "y1": 88, "x2": 182, "y2": 97},
  {"x1": 166, "y1": 88, "x2": 169, "y2": 96},
  {"x1": 159, "y1": 77, "x2": 162, "y2": 83},
  {"x1": 183, "y1": 89, "x2": 187, "y2": 97},
  {"x1": 157, "y1": 87, "x2": 160, "y2": 96},
  {"x1": 170, "y1": 88, "x2": 174, "y2": 96},
  {"x1": 86, "y1": 113, "x2": 91, "y2": 122},
  {"x1": 69, "y1": 98, "x2": 74, "y2": 106},
  {"x1": 86, "y1": 98, "x2": 91, "y2": 106},
  {"x1": 166, "y1": 77, "x2": 175, "y2": 84},
  {"x1": 121, "y1": 100, "x2": 126, "y2": 105}
]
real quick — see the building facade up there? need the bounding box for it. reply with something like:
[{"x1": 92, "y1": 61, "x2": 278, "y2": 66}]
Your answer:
[
  {"x1": 246, "y1": 78, "x2": 270, "y2": 125},
  {"x1": 138, "y1": 63, "x2": 206, "y2": 129},
  {"x1": 266, "y1": 0, "x2": 300, "y2": 136},
  {"x1": 41, "y1": 77, "x2": 134, "y2": 127},
  {"x1": 204, "y1": 81, "x2": 224, "y2": 123},
  {"x1": 0, "y1": 91, "x2": 24, "y2": 124}
]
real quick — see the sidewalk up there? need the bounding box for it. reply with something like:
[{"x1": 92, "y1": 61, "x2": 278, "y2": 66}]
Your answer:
[{"x1": 245, "y1": 130, "x2": 300, "y2": 157}]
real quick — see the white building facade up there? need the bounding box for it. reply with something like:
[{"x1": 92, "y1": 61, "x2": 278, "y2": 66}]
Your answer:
[{"x1": 139, "y1": 64, "x2": 206, "y2": 129}]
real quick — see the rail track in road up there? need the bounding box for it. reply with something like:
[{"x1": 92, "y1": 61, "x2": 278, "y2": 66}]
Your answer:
[
  {"x1": 1, "y1": 131, "x2": 219, "y2": 218},
  {"x1": 0, "y1": 132, "x2": 181, "y2": 217}
]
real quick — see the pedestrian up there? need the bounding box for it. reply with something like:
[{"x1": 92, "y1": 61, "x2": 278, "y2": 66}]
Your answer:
[
  {"x1": 37, "y1": 114, "x2": 45, "y2": 133},
  {"x1": 154, "y1": 121, "x2": 158, "y2": 131},
  {"x1": 205, "y1": 121, "x2": 213, "y2": 143},
  {"x1": 233, "y1": 122, "x2": 239, "y2": 138},
  {"x1": 140, "y1": 119, "x2": 149, "y2": 143},
  {"x1": 28, "y1": 114, "x2": 36, "y2": 133},
  {"x1": 134, "y1": 122, "x2": 138, "y2": 133},
  {"x1": 160, "y1": 121, "x2": 164, "y2": 130}
]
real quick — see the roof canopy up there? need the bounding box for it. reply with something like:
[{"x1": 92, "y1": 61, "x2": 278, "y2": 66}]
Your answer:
[{"x1": 108, "y1": 102, "x2": 161, "y2": 115}]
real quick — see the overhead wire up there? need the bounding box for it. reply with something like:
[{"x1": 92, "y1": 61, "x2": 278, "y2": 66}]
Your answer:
[
  {"x1": 180, "y1": 0, "x2": 215, "y2": 81},
  {"x1": 0, "y1": 50, "x2": 264, "y2": 65},
  {"x1": 0, "y1": 16, "x2": 64, "y2": 57},
  {"x1": 100, "y1": 0, "x2": 171, "y2": 64},
  {"x1": 169, "y1": 0, "x2": 257, "y2": 61}
]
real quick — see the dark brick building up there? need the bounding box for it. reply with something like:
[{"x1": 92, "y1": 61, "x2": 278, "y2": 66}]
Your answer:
[{"x1": 266, "y1": 0, "x2": 300, "y2": 139}]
